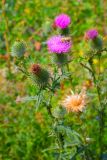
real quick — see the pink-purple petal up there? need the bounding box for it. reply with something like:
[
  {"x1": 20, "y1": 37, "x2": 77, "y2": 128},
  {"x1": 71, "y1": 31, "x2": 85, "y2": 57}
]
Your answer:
[
  {"x1": 55, "y1": 14, "x2": 71, "y2": 29},
  {"x1": 47, "y1": 35, "x2": 72, "y2": 54}
]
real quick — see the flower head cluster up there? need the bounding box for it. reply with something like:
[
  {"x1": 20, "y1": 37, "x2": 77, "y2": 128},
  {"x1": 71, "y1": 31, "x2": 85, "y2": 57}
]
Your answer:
[
  {"x1": 62, "y1": 88, "x2": 86, "y2": 113},
  {"x1": 84, "y1": 29, "x2": 98, "y2": 40},
  {"x1": 55, "y1": 14, "x2": 71, "y2": 29},
  {"x1": 47, "y1": 35, "x2": 72, "y2": 54}
]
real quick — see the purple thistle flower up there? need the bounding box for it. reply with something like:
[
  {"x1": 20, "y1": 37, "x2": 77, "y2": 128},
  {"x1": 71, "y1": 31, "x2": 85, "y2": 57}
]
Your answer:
[
  {"x1": 47, "y1": 35, "x2": 72, "y2": 54},
  {"x1": 85, "y1": 29, "x2": 98, "y2": 40},
  {"x1": 55, "y1": 14, "x2": 71, "y2": 29}
]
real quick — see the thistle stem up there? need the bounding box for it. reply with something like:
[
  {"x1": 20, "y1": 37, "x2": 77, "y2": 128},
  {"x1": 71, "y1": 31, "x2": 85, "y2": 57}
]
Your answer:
[
  {"x1": 88, "y1": 58, "x2": 104, "y2": 160},
  {"x1": 80, "y1": 56, "x2": 105, "y2": 159},
  {"x1": 45, "y1": 93, "x2": 64, "y2": 158}
]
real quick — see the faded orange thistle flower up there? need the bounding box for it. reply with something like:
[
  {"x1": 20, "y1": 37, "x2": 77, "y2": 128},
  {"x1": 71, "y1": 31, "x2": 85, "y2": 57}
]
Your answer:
[{"x1": 62, "y1": 88, "x2": 86, "y2": 113}]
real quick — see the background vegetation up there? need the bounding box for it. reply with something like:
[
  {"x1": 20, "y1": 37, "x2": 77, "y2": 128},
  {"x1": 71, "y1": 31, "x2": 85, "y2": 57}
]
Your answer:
[{"x1": 0, "y1": 0, "x2": 107, "y2": 160}]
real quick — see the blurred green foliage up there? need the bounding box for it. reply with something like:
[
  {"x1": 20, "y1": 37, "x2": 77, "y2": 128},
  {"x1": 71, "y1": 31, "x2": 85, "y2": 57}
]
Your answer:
[{"x1": 0, "y1": 0, "x2": 107, "y2": 159}]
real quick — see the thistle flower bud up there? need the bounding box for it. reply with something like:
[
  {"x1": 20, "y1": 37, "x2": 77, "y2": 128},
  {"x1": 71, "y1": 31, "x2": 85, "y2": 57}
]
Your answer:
[
  {"x1": 90, "y1": 37, "x2": 103, "y2": 50},
  {"x1": 31, "y1": 64, "x2": 50, "y2": 88},
  {"x1": 84, "y1": 29, "x2": 103, "y2": 50},
  {"x1": 84, "y1": 29, "x2": 98, "y2": 40},
  {"x1": 31, "y1": 64, "x2": 41, "y2": 75},
  {"x1": 52, "y1": 54, "x2": 69, "y2": 65},
  {"x1": 11, "y1": 41, "x2": 26, "y2": 57},
  {"x1": 53, "y1": 106, "x2": 66, "y2": 119}
]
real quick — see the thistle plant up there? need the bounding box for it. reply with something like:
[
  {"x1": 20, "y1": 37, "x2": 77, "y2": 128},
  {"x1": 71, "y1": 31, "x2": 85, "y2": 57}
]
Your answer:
[{"x1": 11, "y1": 14, "x2": 107, "y2": 160}]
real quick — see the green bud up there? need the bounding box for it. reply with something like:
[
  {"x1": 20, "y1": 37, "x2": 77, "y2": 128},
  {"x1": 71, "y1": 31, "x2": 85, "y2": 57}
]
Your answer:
[
  {"x1": 11, "y1": 41, "x2": 26, "y2": 57},
  {"x1": 52, "y1": 54, "x2": 69, "y2": 66},
  {"x1": 31, "y1": 64, "x2": 50, "y2": 89},
  {"x1": 90, "y1": 37, "x2": 103, "y2": 51},
  {"x1": 52, "y1": 106, "x2": 66, "y2": 119}
]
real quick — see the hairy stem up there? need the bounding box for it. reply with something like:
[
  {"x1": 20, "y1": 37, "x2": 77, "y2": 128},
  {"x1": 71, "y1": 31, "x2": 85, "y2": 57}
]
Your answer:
[
  {"x1": 45, "y1": 94, "x2": 64, "y2": 158},
  {"x1": 88, "y1": 58, "x2": 104, "y2": 160}
]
